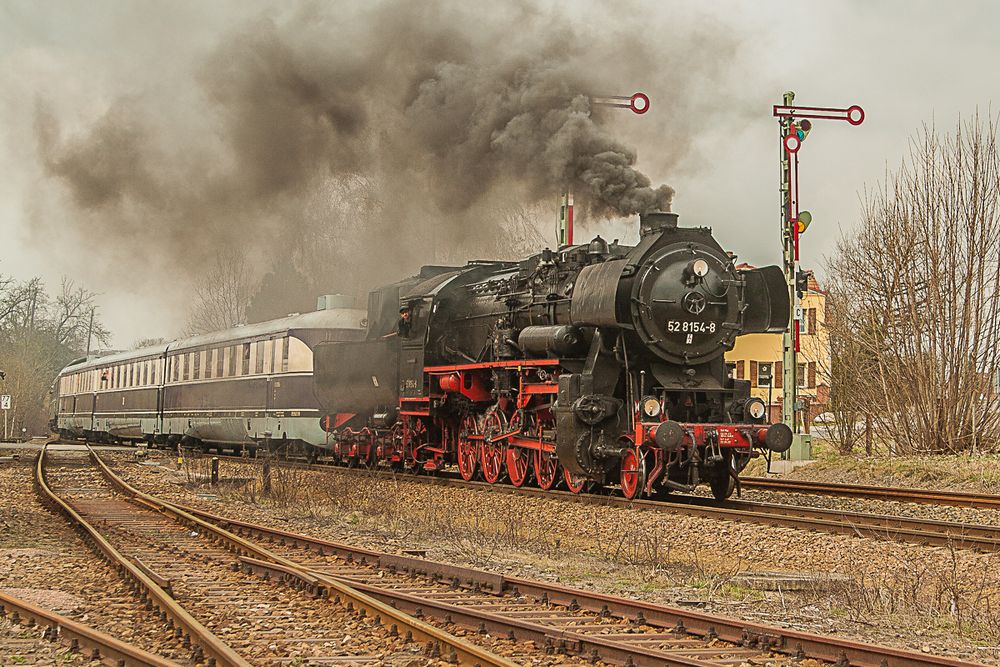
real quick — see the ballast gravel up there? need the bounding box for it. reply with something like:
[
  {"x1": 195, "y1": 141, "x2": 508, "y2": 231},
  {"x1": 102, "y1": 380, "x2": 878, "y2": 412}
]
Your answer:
[{"x1": 104, "y1": 450, "x2": 1000, "y2": 665}]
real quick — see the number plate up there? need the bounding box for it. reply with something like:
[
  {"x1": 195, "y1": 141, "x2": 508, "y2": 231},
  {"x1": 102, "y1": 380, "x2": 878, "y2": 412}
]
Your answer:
[{"x1": 666, "y1": 321, "x2": 717, "y2": 334}]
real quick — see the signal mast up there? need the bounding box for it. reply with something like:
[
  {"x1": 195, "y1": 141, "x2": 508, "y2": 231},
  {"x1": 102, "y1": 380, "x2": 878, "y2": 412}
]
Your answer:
[{"x1": 773, "y1": 91, "x2": 864, "y2": 459}]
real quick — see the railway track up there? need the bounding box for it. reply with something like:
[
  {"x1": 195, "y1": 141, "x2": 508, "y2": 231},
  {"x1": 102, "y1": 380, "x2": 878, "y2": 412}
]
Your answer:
[
  {"x1": 197, "y1": 451, "x2": 1000, "y2": 554},
  {"x1": 96, "y1": 448, "x2": 988, "y2": 667},
  {"x1": 741, "y1": 476, "x2": 1000, "y2": 510},
  {"x1": 0, "y1": 588, "x2": 181, "y2": 666},
  {"x1": 37, "y1": 445, "x2": 513, "y2": 666}
]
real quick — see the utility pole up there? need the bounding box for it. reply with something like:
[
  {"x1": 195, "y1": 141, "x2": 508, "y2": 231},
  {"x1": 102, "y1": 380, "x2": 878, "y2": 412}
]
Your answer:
[
  {"x1": 558, "y1": 92, "x2": 650, "y2": 246},
  {"x1": 85, "y1": 307, "x2": 96, "y2": 357},
  {"x1": 774, "y1": 91, "x2": 864, "y2": 460}
]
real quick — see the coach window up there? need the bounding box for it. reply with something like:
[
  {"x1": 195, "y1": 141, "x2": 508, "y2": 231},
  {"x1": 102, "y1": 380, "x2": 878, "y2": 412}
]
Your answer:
[
  {"x1": 263, "y1": 340, "x2": 273, "y2": 374},
  {"x1": 171, "y1": 356, "x2": 179, "y2": 382},
  {"x1": 281, "y1": 336, "x2": 290, "y2": 372},
  {"x1": 241, "y1": 343, "x2": 251, "y2": 375},
  {"x1": 225, "y1": 346, "x2": 234, "y2": 377},
  {"x1": 194, "y1": 351, "x2": 202, "y2": 380},
  {"x1": 215, "y1": 348, "x2": 224, "y2": 378},
  {"x1": 253, "y1": 340, "x2": 264, "y2": 374}
]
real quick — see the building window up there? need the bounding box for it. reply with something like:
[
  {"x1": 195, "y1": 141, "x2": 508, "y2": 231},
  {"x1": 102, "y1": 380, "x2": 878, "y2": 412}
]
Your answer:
[{"x1": 797, "y1": 362, "x2": 806, "y2": 388}]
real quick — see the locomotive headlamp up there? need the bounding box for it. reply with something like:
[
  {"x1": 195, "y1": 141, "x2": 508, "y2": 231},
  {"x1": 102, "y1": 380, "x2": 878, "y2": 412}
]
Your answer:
[
  {"x1": 745, "y1": 397, "x2": 767, "y2": 421},
  {"x1": 689, "y1": 258, "x2": 709, "y2": 278},
  {"x1": 640, "y1": 396, "x2": 661, "y2": 419}
]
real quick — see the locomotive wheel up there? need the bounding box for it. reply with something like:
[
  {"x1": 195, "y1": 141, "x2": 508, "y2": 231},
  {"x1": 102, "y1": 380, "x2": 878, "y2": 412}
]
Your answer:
[
  {"x1": 480, "y1": 408, "x2": 507, "y2": 485},
  {"x1": 563, "y1": 468, "x2": 588, "y2": 494},
  {"x1": 710, "y1": 458, "x2": 737, "y2": 501},
  {"x1": 457, "y1": 414, "x2": 479, "y2": 481},
  {"x1": 533, "y1": 452, "x2": 559, "y2": 490},
  {"x1": 506, "y1": 447, "x2": 530, "y2": 487},
  {"x1": 619, "y1": 448, "x2": 646, "y2": 500}
]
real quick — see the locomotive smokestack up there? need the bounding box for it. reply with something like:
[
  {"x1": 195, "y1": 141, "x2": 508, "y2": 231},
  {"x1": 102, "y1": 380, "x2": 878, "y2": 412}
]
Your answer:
[{"x1": 639, "y1": 211, "x2": 679, "y2": 237}]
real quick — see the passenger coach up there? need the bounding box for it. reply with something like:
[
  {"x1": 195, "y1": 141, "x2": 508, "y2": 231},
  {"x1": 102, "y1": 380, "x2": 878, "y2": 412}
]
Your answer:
[{"x1": 53, "y1": 299, "x2": 366, "y2": 453}]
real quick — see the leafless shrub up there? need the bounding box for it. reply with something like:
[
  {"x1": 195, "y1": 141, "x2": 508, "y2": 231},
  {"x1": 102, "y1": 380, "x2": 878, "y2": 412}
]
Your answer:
[{"x1": 836, "y1": 542, "x2": 1000, "y2": 638}]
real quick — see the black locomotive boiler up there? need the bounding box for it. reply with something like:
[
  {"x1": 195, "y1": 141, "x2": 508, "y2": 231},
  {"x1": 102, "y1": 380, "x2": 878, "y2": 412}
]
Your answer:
[{"x1": 314, "y1": 211, "x2": 792, "y2": 500}]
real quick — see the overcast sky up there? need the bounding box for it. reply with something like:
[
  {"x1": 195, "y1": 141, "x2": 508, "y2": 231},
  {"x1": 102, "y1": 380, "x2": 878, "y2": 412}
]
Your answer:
[{"x1": 1, "y1": 0, "x2": 996, "y2": 347}]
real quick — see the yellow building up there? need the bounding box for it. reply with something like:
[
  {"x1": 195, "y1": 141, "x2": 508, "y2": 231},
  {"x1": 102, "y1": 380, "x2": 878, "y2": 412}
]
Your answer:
[{"x1": 725, "y1": 271, "x2": 829, "y2": 429}]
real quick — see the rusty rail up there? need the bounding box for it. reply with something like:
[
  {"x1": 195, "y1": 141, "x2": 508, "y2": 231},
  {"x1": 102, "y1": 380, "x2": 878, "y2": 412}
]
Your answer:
[
  {"x1": 0, "y1": 589, "x2": 182, "y2": 667},
  {"x1": 106, "y1": 465, "x2": 987, "y2": 667},
  {"x1": 84, "y1": 446, "x2": 517, "y2": 667},
  {"x1": 211, "y1": 452, "x2": 1000, "y2": 553},
  {"x1": 35, "y1": 445, "x2": 251, "y2": 667},
  {"x1": 741, "y1": 476, "x2": 1000, "y2": 509}
]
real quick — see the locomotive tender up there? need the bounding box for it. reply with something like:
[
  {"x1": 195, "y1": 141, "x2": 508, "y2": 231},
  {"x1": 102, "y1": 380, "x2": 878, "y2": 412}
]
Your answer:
[
  {"x1": 53, "y1": 306, "x2": 367, "y2": 451},
  {"x1": 315, "y1": 211, "x2": 792, "y2": 500}
]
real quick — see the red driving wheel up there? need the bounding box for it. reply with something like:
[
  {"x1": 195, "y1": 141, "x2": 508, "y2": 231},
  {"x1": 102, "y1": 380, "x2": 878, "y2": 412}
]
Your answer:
[
  {"x1": 505, "y1": 412, "x2": 529, "y2": 487},
  {"x1": 534, "y1": 451, "x2": 559, "y2": 490},
  {"x1": 563, "y1": 468, "x2": 588, "y2": 494},
  {"x1": 457, "y1": 414, "x2": 479, "y2": 481},
  {"x1": 480, "y1": 408, "x2": 506, "y2": 484},
  {"x1": 620, "y1": 447, "x2": 646, "y2": 500}
]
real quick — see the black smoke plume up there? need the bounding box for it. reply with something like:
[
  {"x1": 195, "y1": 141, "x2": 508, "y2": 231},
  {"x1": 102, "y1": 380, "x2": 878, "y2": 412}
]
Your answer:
[{"x1": 31, "y1": 1, "x2": 728, "y2": 324}]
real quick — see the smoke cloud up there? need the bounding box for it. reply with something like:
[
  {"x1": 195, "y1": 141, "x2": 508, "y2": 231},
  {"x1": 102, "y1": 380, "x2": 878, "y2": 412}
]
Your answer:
[{"x1": 26, "y1": 1, "x2": 737, "y2": 326}]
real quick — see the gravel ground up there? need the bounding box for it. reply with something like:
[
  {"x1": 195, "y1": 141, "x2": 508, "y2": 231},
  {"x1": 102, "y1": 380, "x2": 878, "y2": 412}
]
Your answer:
[
  {"x1": 0, "y1": 614, "x2": 103, "y2": 665},
  {"x1": 0, "y1": 453, "x2": 193, "y2": 664},
  {"x1": 107, "y1": 451, "x2": 1000, "y2": 665}
]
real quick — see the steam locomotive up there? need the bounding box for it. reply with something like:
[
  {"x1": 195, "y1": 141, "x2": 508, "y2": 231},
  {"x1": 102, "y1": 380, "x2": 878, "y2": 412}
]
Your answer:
[{"x1": 315, "y1": 211, "x2": 792, "y2": 500}]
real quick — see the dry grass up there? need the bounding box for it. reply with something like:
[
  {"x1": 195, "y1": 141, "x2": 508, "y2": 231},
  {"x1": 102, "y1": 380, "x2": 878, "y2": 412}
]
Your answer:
[{"x1": 174, "y1": 452, "x2": 1000, "y2": 644}]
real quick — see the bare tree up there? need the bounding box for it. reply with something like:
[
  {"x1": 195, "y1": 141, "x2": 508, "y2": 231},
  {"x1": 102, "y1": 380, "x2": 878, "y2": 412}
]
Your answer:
[
  {"x1": 0, "y1": 275, "x2": 112, "y2": 436},
  {"x1": 186, "y1": 247, "x2": 253, "y2": 334},
  {"x1": 827, "y1": 115, "x2": 1000, "y2": 454},
  {"x1": 51, "y1": 278, "x2": 110, "y2": 350}
]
